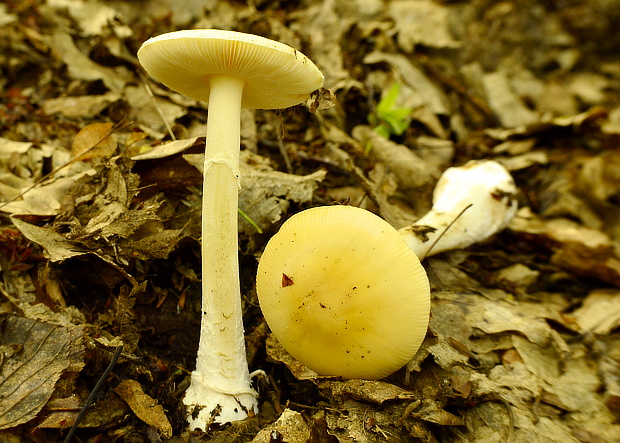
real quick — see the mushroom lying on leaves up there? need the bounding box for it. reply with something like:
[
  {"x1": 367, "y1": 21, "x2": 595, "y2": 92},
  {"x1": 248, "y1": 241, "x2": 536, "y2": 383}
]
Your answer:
[
  {"x1": 398, "y1": 160, "x2": 517, "y2": 259},
  {"x1": 256, "y1": 160, "x2": 517, "y2": 380},
  {"x1": 256, "y1": 205, "x2": 431, "y2": 380},
  {"x1": 138, "y1": 29, "x2": 323, "y2": 428}
]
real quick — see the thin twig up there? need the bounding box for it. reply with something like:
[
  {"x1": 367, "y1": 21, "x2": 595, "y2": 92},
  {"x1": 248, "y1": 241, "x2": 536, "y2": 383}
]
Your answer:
[
  {"x1": 140, "y1": 74, "x2": 176, "y2": 141},
  {"x1": 63, "y1": 345, "x2": 123, "y2": 443},
  {"x1": 420, "y1": 203, "x2": 473, "y2": 260}
]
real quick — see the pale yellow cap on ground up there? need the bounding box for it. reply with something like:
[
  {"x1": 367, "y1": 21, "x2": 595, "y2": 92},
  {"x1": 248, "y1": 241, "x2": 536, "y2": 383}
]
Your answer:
[
  {"x1": 137, "y1": 29, "x2": 324, "y2": 109},
  {"x1": 256, "y1": 205, "x2": 430, "y2": 380}
]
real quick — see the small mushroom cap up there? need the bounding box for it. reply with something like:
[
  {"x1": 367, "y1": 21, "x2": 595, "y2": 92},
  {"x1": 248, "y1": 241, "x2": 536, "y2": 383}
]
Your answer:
[
  {"x1": 137, "y1": 29, "x2": 324, "y2": 109},
  {"x1": 256, "y1": 206, "x2": 430, "y2": 380}
]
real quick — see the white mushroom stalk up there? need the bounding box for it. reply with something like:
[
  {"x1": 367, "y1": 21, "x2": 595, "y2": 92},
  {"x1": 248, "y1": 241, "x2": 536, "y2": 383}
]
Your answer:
[
  {"x1": 138, "y1": 30, "x2": 323, "y2": 429},
  {"x1": 399, "y1": 160, "x2": 517, "y2": 259}
]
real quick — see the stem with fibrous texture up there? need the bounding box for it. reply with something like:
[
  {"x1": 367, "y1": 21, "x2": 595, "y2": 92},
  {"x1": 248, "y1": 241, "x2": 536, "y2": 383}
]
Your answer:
[{"x1": 182, "y1": 75, "x2": 258, "y2": 429}]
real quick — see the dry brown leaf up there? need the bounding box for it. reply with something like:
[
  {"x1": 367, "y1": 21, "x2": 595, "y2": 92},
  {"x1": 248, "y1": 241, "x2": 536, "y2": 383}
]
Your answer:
[
  {"x1": 71, "y1": 122, "x2": 117, "y2": 160},
  {"x1": 47, "y1": 32, "x2": 127, "y2": 91},
  {"x1": 11, "y1": 217, "x2": 86, "y2": 262},
  {"x1": 131, "y1": 137, "x2": 200, "y2": 161},
  {"x1": 251, "y1": 409, "x2": 310, "y2": 443},
  {"x1": 0, "y1": 138, "x2": 32, "y2": 158},
  {"x1": 0, "y1": 174, "x2": 85, "y2": 216},
  {"x1": 36, "y1": 395, "x2": 81, "y2": 429},
  {"x1": 238, "y1": 168, "x2": 326, "y2": 235},
  {"x1": 291, "y1": 0, "x2": 357, "y2": 90},
  {"x1": 127, "y1": 228, "x2": 184, "y2": 259},
  {"x1": 325, "y1": 398, "x2": 419, "y2": 442},
  {"x1": 389, "y1": 0, "x2": 461, "y2": 51},
  {"x1": 482, "y1": 70, "x2": 540, "y2": 128},
  {"x1": 38, "y1": 396, "x2": 130, "y2": 429},
  {"x1": 571, "y1": 289, "x2": 620, "y2": 334},
  {"x1": 41, "y1": 93, "x2": 122, "y2": 119},
  {"x1": 125, "y1": 85, "x2": 187, "y2": 136},
  {"x1": 415, "y1": 399, "x2": 463, "y2": 426},
  {"x1": 496, "y1": 263, "x2": 540, "y2": 288},
  {"x1": 318, "y1": 379, "x2": 416, "y2": 405},
  {"x1": 352, "y1": 125, "x2": 440, "y2": 192},
  {"x1": 509, "y1": 207, "x2": 620, "y2": 285},
  {"x1": 349, "y1": 161, "x2": 420, "y2": 228},
  {"x1": 0, "y1": 316, "x2": 84, "y2": 430},
  {"x1": 48, "y1": 0, "x2": 120, "y2": 36},
  {"x1": 115, "y1": 379, "x2": 172, "y2": 438},
  {"x1": 265, "y1": 334, "x2": 322, "y2": 380},
  {"x1": 433, "y1": 290, "x2": 561, "y2": 347}
]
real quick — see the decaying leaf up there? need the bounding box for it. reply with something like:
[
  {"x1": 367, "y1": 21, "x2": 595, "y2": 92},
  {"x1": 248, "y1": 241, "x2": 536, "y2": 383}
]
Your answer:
[
  {"x1": 238, "y1": 166, "x2": 326, "y2": 235},
  {"x1": 509, "y1": 208, "x2": 620, "y2": 285},
  {"x1": 47, "y1": 32, "x2": 127, "y2": 92},
  {"x1": 128, "y1": 228, "x2": 184, "y2": 259},
  {"x1": 11, "y1": 217, "x2": 86, "y2": 262},
  {"x1": 265, "y1": 334, "x2": 321, "y2": 381},
  {"x1": 251, "y1": 409, "x2": 310, "y2": 443},
  {"x1": 41, "y1": 92, "x2": 122, "y2": 119},
  {"x1": 352, "y1": 125, "x2": 440, "y2": 192},
  {"x1": 37, "y1": 395, "x2": 130, "y2": 430},
  {"x1": 318, "y1": 379, "x2": 416, "y2": 405},
  {"x1": 389, "y1": 0, "x2": 461, "y2": 51},
  {"x1": 571, "y1": 289, "x2": 620, "y2": 335},
  {"x1": 364, "y1": 51, "x2": 451, "y2": 117},
  {"x1": 124, "y1": 85, "x2": 187, "y2": 134},
  {"x1": 115, "y1": 379, "x2": 172, "y2": 438},
  {"x1": 0, "y1": 316, "x2": 84, "y2": 430},
  {"x1": 131, "y1": 137, "x2": 200, "y2": 161},
  {"x1": 71, "y1": 122, "x2": 117, "y2": 160}
]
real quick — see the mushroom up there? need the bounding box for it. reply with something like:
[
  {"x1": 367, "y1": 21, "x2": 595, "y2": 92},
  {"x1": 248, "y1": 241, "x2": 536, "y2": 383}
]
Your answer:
[
  {"x1": 256, "y1": 205, "x2": 431, "y2": 380},
  {"x1": 255, "y1": 160, "x2": 516, "y2": 380},
  {"x1": 398, "y1": 160, "x2": 518, "y2": 259},
  {"x1": 137, "y1": 29, "x2": 323, "y2": 427}
]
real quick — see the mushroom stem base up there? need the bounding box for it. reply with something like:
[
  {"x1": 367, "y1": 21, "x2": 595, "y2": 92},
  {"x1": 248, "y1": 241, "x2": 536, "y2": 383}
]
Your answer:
[{"x1": 183, "y1": 375, "x2": 258, "y2": 429}]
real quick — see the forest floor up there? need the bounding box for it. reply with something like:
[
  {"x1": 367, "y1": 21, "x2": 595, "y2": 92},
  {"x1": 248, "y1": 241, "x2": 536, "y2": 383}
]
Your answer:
[{"x1": 1, "y1": 0, "x2": 620, "y2": 442}]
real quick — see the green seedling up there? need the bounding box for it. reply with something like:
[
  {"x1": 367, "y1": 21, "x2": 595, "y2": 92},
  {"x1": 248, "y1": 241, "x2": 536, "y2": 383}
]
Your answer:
[
  {"x1": 368, "y1": 83, "x2": 413, "y2": 140},
  {"x1": 238, "y1": 208, "x2": 263, "y2": 234}
]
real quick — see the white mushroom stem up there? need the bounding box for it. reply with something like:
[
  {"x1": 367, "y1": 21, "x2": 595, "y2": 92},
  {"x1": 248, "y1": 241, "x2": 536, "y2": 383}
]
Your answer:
[
  {"x1": 398, "y1": 160, "x2": 517, "y2": 259},
  {"x1": 183, "y1": 75, "x2": 259, "y2": 427}
]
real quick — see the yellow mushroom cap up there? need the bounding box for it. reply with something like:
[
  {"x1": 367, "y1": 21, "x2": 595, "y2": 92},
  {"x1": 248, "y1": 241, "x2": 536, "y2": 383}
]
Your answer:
[
  {"x1": 256, "y1": 206, "x2": 430, "y2": 380},
  {"x1": 137, "y1": 29, "x2": 324, "y2": 109}
]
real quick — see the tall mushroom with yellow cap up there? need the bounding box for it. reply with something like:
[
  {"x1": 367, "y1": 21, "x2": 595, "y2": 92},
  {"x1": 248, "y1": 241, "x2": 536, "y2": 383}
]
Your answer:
[{"x1": 138, "y1": 29, "x2": 323, "y2": 428}]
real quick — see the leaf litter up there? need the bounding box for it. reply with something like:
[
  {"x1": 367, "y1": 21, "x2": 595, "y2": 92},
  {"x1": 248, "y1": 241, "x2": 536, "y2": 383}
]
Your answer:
[{"x1": 0, "y1": 0, "x2": 619, "y2": 441}]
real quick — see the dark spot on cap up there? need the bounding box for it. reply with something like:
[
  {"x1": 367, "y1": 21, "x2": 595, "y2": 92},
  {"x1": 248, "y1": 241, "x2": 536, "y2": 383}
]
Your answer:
[{"x1": 282, "y1": 273, "x2": 294, "y2": 288}]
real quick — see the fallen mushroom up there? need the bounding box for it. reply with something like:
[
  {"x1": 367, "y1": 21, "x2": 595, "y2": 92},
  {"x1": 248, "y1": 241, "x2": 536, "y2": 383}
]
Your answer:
[
  {"x1": 256, "y1": 205, "x2": 431, "y2": 380},
  {"x1": 398, "y1": 160, "x2": 517, "y2": 259},
  {"x1": 256, "y1": 160, "x2": 516, "y2": 380},
  {"x1": 138, "y1": 29, "x2": 323, "y2": 428}
]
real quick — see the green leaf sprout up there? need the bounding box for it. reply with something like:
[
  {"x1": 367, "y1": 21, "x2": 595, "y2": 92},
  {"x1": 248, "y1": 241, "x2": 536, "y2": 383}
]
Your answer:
[{"x1": 368, "y1": 83, "x2": 413, "y2": 140}]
